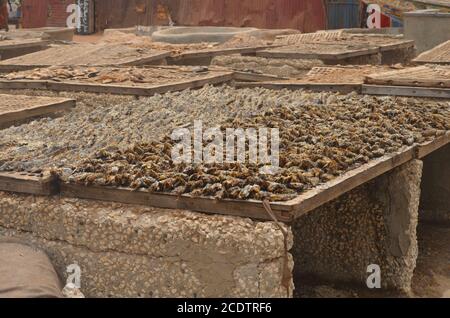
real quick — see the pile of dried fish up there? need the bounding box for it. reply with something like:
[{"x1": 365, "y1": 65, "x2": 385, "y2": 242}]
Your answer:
[
  {"x1": 0, "y1": 86, "x2": 448, "y2": 202},
  {"x1": 63, "y1": 89, "x2": 449, "y2": 202}
]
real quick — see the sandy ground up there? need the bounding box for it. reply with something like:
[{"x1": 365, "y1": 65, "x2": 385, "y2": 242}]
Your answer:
[
  {"x1": 73, "y1": 32, "x2": 104, "y2": 44},
  {"x1": 412, "y1": 223, "x2": 450, "y2": 298},
  {"x1": 295, "y1": 223, "x2": 450, "y2": 298}
]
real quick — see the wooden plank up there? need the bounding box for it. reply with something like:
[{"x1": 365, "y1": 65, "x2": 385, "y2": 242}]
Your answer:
[
  {"x1": 232, "y1": 72, "x2": 288, "y2": 82},
  {"x1": 121, "y1": 52, "x2": 171, "y2": 66},
  {"x1": 168, "y1": 46, "x2": 276, "y2": 62},
  {"x1": 0, "y1": 172, "x2": 58, "y2": 196},
  {"x1": 2, "y1": 138, "x2": 449, "y2": 222},
  {"x1": 417, "y1": 132, "x2": 450, "y2": 159},
  {"x1": 366, "y1": 78, "x2": 450, "y2": 88},
  {"x1": 0, "y1": 98, "x2": 75, "y2": 129},
  {"x1": 256, "y1": 47, "x2": 379, "y2": 60},
  {"x1": 365, "y1": 65, "x2": 450, "y2": 88},
  {"x1": 0, "y1": 72, "x2": 233, "y2": 96},
  {"x1": 60, "y1": 183, "x2": 293, "y2": 222},
  {"x1": 362, "y1": 84, "x2": 450, "y2": 98},
  {"x1": 378, "y1": 40, "x2": 415, "y2": 52},
  {"x1": 0, "y1": 80, "x2": 47, "y2": 89},
  {"x1": 234, "y1": 81, "x2": 361, "y2": 93},
  {"x1": 0, "y1": 40, "x2": 49, "y2": 50}
]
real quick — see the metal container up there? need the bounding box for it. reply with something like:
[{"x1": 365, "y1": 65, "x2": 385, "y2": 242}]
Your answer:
[{"x1": 326, "y1": 0, "x2": 361, "y2": 29}]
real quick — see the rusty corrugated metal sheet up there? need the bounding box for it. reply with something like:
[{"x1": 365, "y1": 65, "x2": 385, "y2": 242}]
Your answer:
[
  {"x1": 95, "y1": 0, "x2": 326, "y2": 32},
  {"x1": 22, "y1": 0, "x2": 49, "y2": 29}
]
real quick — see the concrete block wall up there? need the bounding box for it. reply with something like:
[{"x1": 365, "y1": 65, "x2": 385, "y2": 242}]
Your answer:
[
  {"x1": 404, "y1": 10, "x2": 450, "y2": 53},
  {"x1": 0, "y1": 194, "x2": 293, "y2": 298},
  {"x1": 292, "y1": 160, "x2": 423, "y2": 292}
]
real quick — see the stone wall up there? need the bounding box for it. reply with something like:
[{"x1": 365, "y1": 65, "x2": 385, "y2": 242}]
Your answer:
[
  {"x1": 0, "y1": 193, "x2": 293, "y2": 298},
  {"x1": 292, "y1": 160, "x2": 423, "y2": 292}
]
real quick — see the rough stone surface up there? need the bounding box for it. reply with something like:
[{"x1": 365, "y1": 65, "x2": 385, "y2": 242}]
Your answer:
[
  {"x1": 0, "y1": 192, "x2": 293, "y2": 298},
  {"x1": 381, "y1": 46, "x2": 416, "y2": 65},
  {"x1": 292, "y1": 160, "x2": 423, "y2": 292},
  {"x1": 420, "y1": 144, "x2": 450, "y2": 223}
]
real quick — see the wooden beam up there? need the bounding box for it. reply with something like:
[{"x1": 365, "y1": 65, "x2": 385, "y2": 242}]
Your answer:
[
  {"x1": 362, "y1": 84, "x2": 450, "y2": 99},
  {"x1": 256, "y1": 47, "x2": 379, "y2": 60},
  {"x1": 0, "y1": 40, "x2": 49, "y2": 50},
  {"x1": 232, "y1": 72, "x2": 288, "y2": 82},
  {"x1": 60, "y1": 183, "x2": 293, "y2": 222},
  {"x1": 417, "y1": 132, "x2": 450, "y2": 159},
  {"x1": 378, "y1": 40, "x2": 415, "y2": 52},
  {"x1": 168, "y1": 46, "x2": 276, "y2": 63},
  {"x1": 0, "y1": 172, "x2": 58, "y2": 196},
  {"x1": 0, "y1": 97, "x2": 75, "y2": 129}
]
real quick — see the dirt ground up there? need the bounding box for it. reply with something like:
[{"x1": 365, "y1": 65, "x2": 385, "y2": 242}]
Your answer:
[
  {"x1": 73, "y1": 32, "x2": 104, "y2": 44},
  {"x1": 295, "y1": 222, "x2": 450, "y2": 298}
]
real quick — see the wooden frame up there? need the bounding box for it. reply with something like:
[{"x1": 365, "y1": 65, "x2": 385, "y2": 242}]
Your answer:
[
  {"x1": 232, "y1": 72, "x2": 288, "y2": 82},
  {"x1": 256, "y1": 46, "x2": 379, "y2": 61},
  {"x1": 0, "y1": 172, "x2": 58, "y2": 196},
  {"x1": 0, "y1": 72, "x2": 234, "y2": 96},
  {"x1": 365, "y1": 66, "x2": 450, "y2": 88},
  {"x1": 60, "y1": 134, "x2": 449, "y2": 222},
  {"x1": 0, "y1": 51, "x2": 171, "y2": 72},
  {"x1": 167, "y1": 46, "x2": 277, "y2": 63},
  {"x1": 377, "y1": 40, "x2": 415, "y2": 52},
  {"x1": 362, "y1": 84, "x2": 450, "y2": 99},
  {"x1": 0, "y1": 134, "x2": 448, "y2": 221},
  {"x1": 0, "y1": 40, "x2": 49, "y2": 51},
  {"x1": 0, "y1": 97, "x2": 75, "y2": 129},
  {"x1": 59, "y1": 148, "x2": 414, "y2": 222}
]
